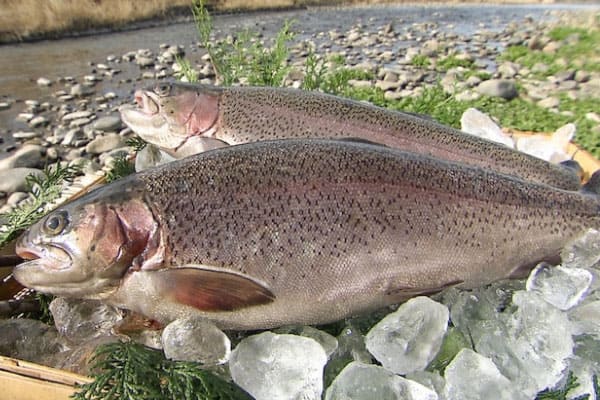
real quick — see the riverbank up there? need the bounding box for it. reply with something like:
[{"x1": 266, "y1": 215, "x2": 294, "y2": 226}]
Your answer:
[{"x1": 0, "y1": 0, "x2": 590, "y2": 44}]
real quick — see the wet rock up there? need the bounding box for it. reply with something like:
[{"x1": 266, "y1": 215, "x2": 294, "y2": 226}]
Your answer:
[
  {"x1": 12, "y1": 131, "x2": 41, "y2": 140},
  {"x1": 92, "y1": 115, "x2": 122, "y2": 132},
  {"x1": 29, "y1": 115, "x2": 49, "y2": 128},
  {"x1": 62, "y1": 110, "x2": 93, "y2": 122},
  {"x1": 0, "y1": 144, "x2": 43, "y2": 170},
  {"x1": 476, "y1": 79, "x2": 518, "y2": 100},
  {"x1": 0, "y1": 168, "x2": 43, "y2": 193},
  {"x1": 85, "y1": 133, "x2": 125, "y2": 154},
  {"x1": 162, "y1": 317, "x2": 230, "y2": 364},
  {"x1": 70, "y1": 84, "x2": 94, "y2": 97},
  {"x1": 36, "y1": 77, "x2": 52, "y2": 86}
]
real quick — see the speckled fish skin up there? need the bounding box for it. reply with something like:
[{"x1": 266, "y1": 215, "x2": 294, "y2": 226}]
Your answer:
[
  {"x1": 14, "y1": 140, "x2": 600, "y2": 330},
  {"x1": 121, "y1": 82, "x2": 581, "y2": 191}
]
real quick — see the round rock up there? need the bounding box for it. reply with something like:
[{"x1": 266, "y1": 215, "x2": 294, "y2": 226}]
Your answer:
[
  {"x1": 92, "y1": 115, "x2": 122, "y2": 132},
  {"x1": 0, "y1": 168, "x2": 44, "y2": 193},
  {"x1": 476, "y1": 79, "x2": 518, "y2": 100},
  {"x1": 85, "y1": 134, "x2": 125, "y2": 154}
]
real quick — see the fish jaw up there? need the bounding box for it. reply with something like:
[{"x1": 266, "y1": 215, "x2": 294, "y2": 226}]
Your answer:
[
  {"x1": 120, "y1": 91, "x2": 187, "y2": 150},
  {"x1": 120, "y1": 83, "x2": 221, "y2": 151}
]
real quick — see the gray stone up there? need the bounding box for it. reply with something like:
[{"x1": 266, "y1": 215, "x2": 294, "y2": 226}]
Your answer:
[
  {"x1": 537, "y1": 97, "x2": 560, "y2": 109},
  {"x1": 476, "y1": 79, "x2": 518, "y2": 100},
  {"x1": 92, "y1": 115, "x2": 122, "y2": 132},
  {"x1": 16, "y1": 113, "x2": 34, "y2": 122},
  {"x1": 0, "y1": 101, "x2": 11, "y2": 110},
  {"x1": 0, "y1": 145, "x2": 44, "y2": 170},
  {"x1": 498, "y1": 62, "x2": 519, "y2": 78},
  {"x1": 6, "y1": 192, "x2": 29, "y2": 207},
  {"x1": 85, "y1": 134, "x2": 125, "y2": 154},
  {"x1": 375, "y1": 80, "x2": 402, "y2": 91},
  {"x1": 0, "y1": 168, "x2": 44, "y2": 193},
  {"x1": 62, "y1": 110, "x2": 93, "y2": 122},
  {"x1": 12, "y1": 131, "x2": 41, "y2": 140},
  {"x1": 70, "y1": 84, "x2": 94, "y2": 97},
  {"x1": 61, "y1": 128, "x2": 83, "y2": 146},
  {"x1": 36, "y1": 77, "x2": 52, "y2": 86},
  {"x1": 543, "y1": 41, "x2": 561, "y2": 53},
  {"x1": 29, "y1": 116, "x2": 49, "y2": 128}
]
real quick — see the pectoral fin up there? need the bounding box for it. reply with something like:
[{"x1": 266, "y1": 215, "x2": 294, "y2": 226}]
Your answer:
[
  {"x1": 386, "y1": 279, "x2": 464, "y2": 301},
  {"x1": 155, "y1": 266, "x2": 275, "y2": 312}
]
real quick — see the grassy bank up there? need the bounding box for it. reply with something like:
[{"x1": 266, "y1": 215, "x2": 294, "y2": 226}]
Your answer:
[{"x1": 0, "y1": 0, "x2": 577, "y2": 43}]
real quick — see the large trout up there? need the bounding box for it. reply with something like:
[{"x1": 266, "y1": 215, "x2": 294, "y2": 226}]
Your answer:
[
  {"x1": 120, "y1": 82, "x2": 580, "y2": 190},
  {"x1": 13, "y1": 140, "x2": 600, "y2": 329}
]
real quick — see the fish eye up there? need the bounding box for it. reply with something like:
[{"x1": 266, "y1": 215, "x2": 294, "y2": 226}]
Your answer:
[
  {"x1": 155, "y1": 83, "x2": 171, "y2": 97},
  {"x1": 43, "y1": 211, "x2": 69, "y2": 236}
]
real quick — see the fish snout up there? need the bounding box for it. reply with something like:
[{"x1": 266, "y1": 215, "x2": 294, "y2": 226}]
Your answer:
[{"x1": 134, "y1": 90, "x2": 160, "y2": 115}]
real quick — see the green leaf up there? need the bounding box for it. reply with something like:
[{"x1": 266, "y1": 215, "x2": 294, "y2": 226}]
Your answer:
[{"x1": 72, "y1": 341, "x2": 251, "y2": 400}]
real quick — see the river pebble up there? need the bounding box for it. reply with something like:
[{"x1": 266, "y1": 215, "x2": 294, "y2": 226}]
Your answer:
[
  {"x1": 85, "y1": 133, "x2": 125, "y2": 154},
  {"x1": 0, "y1": 167, "x2": 43, "y2": 192},
  {"x1": 476, "y1": 79, "x2": 518, "y2": 99},
  {"x1": 0, "y1": 144, "x2": 43, "y2": 170}
]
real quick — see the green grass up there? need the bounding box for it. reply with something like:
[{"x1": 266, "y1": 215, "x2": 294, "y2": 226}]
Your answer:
[
  {"x1": 500, "y1": 27, "x2": 600, "y2": 76},
  {"x1": 436, "y1": 55, "x2": 474, "y2": 72},
  {"x1": 411, "y1": 54, "x2": 431, "y2": 68}
]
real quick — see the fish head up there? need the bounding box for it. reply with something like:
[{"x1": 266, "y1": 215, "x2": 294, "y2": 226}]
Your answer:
[
  {"x1": 120, "y1": 81, "x2": 221, "y2": 150},
  {"x1": 13, "y1": 187, "x2": 158, "y2": 299}
]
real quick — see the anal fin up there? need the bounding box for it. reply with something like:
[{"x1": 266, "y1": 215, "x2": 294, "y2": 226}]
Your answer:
[{"x1": 155, "y1": 267, "x2": 275, "y2": 312}]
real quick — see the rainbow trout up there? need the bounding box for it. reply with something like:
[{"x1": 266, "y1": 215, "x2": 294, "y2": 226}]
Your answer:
[
  {"x1": 120, "y1": 82, "x2": 580, "y2": 190},
  {"x1": 13, "y1": 140, "x2": 600, "y2": 330}
]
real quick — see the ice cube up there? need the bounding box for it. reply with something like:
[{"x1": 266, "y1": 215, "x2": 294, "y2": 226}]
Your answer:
[
  {"x1": 442, "y1": 349, "x2": 528, "y2": 400},
  {"x1": 0, "y1": 318, "x2": 63, "y2": 363},
  {"x1": 406, "y1": 370, "x2": 445, "y2": 396},
  {"x1": 229, "y1": 331, "x2": 327, "y2": 400},
  {"x1": 274, "y1": 325, "x2": 338, "y2": 358},
  {"x1": 324, "y1": 321, "x2": 373, "y2": 388},
  {"x1": 561, "y1": 229, "x2": 600, "y2": 270},
  {"x1": 570, "y1": 300, "x2": 600, "y2": 338},
  {"x1": 526, "y1": 263, "x2": 592, "y2": 310},
  {"x1": 161, "y1": 317, "x2": 230, "y2": 364},
  {"x1": 365, "y1": 296, "x2": 449, "y2": 375},
  {"x1": 566, "y1": 356, "x2": 600, "y2": 400},
  {"x1": 475, "y1": 291, "x2": 573, "y2": 397},
  {"x1": 460, "y1": 108, "x2": 514, "y2": 148},
  {"x1": 325, "y1": 361, "x2": 438, "y2": 400},
  {"x1": 50, "y1": 297, "x2": 123, "y2": 343}
]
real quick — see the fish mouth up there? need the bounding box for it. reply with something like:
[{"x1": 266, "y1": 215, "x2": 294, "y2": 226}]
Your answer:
[
  {"x1": 15, "y1": 242, "x2": 73, "y2": 271},
  {"x1": 134, "y1": 90, "x2": 160, "y2": 115}
]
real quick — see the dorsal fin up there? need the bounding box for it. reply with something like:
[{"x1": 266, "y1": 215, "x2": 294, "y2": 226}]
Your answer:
[{"x1": 582, "y1": 170, "x2": 600, "y2": 195}]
